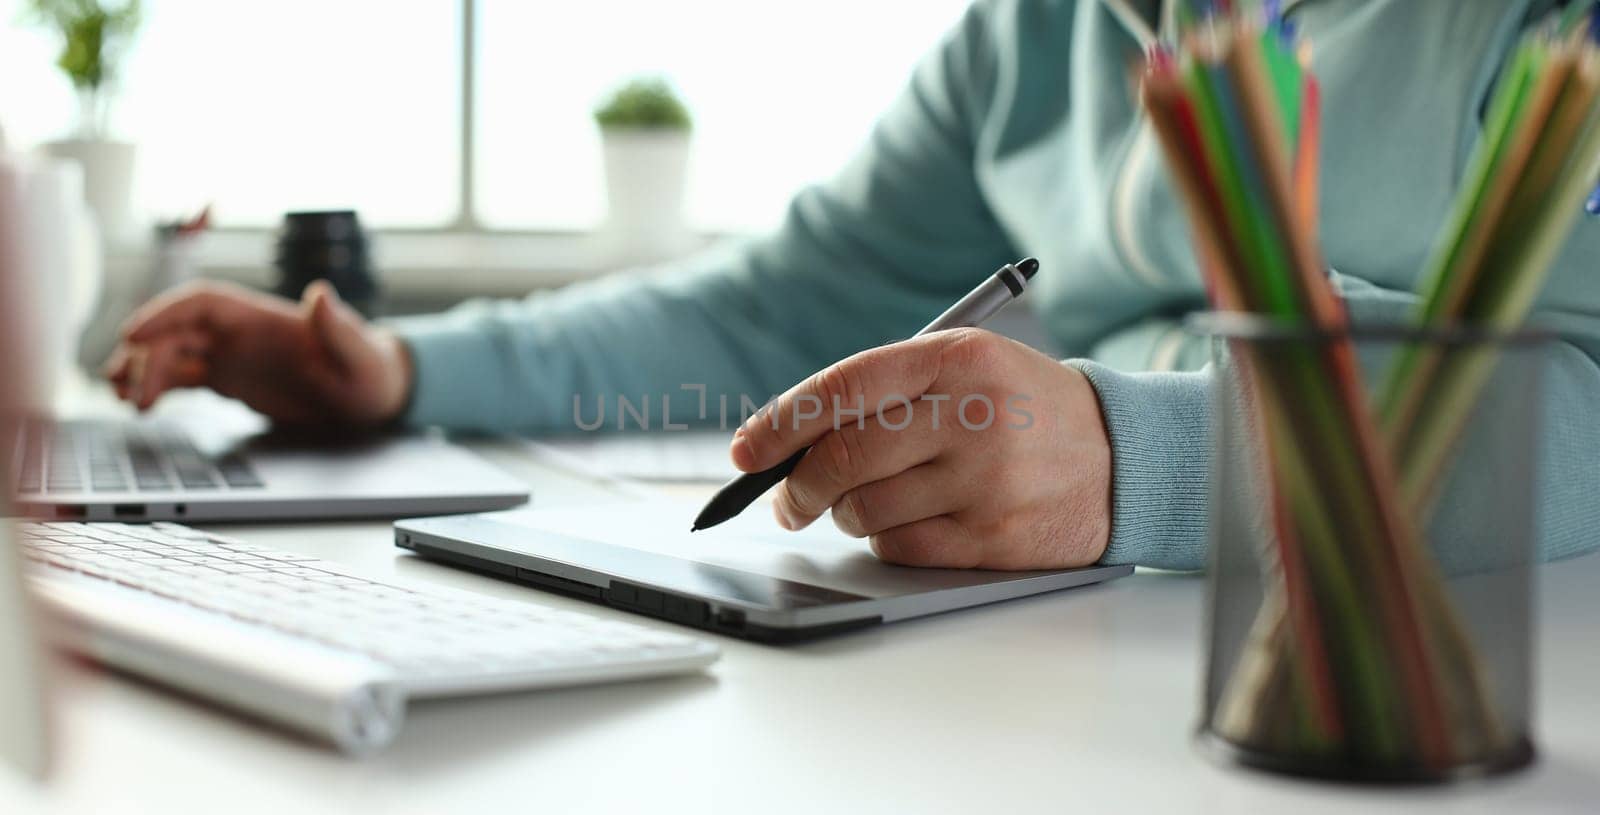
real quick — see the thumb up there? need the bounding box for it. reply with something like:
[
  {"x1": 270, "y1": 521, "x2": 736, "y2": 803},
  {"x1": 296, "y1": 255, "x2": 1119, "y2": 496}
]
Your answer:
[{"x1": 304, "y1": 281, "x2": 370, "y2": 370}]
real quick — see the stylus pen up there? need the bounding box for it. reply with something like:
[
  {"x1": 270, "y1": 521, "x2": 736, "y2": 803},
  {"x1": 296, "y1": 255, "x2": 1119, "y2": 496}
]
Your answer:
[{"x1": 691, "y1": 257, "x2": 1041, "y2": 532}]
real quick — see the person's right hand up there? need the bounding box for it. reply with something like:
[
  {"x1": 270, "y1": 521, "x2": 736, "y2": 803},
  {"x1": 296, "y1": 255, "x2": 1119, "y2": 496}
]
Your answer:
[{"x1": 105, "y1": 280, "x2": 413, "y2": 427}]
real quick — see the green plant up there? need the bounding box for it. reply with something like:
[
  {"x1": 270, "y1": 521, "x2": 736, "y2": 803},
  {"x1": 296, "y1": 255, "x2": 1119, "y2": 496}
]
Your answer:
[
  {"x1": 26, "y1": 0, "x2": 141, "y2": 138},
  {"x1": 28, "y1": 0, "x2": 142, "y2": 91},
  {"x1": 594, "y1": 77, "x2": 692, "y2": 131}
]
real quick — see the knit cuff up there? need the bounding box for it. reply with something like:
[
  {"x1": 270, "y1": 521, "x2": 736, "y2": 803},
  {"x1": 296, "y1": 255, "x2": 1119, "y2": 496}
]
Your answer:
[
  {"x1": 1065, "y1": 361, "x2": 1212, "y2": 570},
  {"x1": 391, "y1": 319, "x2": 511, "y2": 431}
]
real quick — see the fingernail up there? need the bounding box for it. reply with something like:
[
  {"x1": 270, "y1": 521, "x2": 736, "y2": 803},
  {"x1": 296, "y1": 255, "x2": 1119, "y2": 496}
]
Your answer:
[{"x1": 730, "y1": 435, "x2": 754, "y2": 470}]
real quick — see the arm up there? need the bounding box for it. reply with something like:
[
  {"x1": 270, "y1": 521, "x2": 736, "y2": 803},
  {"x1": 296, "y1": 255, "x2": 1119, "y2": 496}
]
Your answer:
[
  {"x1": 394, "y1": 2, "x2": 1019, "y2": 434},
  {"x1": 1071, "y1": 271, "x2": 1600, "y2": 571}
]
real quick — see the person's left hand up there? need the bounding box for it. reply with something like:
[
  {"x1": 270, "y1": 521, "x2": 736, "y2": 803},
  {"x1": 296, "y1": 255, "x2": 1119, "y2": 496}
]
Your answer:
[{"x1": 730, "y1": 328, "x2": 1112, "y2": 570}]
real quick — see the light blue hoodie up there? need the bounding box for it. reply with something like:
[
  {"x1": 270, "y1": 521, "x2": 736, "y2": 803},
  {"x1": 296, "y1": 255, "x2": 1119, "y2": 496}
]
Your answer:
[{"x1": 394, "y1": 0, "x2": 1600, "y2": 570}]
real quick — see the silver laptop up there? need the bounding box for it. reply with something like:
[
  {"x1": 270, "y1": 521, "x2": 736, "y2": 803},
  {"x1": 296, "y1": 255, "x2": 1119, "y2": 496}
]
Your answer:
[
  {"x1": 396, "y1": 501, "x2": 1133, "y2": 642},
  {"x1": 4, "y1": 165, "x2": 525, "y2": 522},
  {"x1": 10, "y1": 415, "x2": 530, "y2": 522}
]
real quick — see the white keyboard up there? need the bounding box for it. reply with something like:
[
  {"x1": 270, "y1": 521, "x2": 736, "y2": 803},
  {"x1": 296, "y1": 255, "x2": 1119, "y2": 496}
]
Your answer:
[{"x1": 15, "y1": 521, "x2": 719, "y2": 753}]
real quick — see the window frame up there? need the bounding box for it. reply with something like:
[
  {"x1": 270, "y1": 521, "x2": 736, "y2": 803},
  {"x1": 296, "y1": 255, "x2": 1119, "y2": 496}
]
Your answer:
[{"x1": 187, "y1": 0, "x2": 726, "y2": 294}]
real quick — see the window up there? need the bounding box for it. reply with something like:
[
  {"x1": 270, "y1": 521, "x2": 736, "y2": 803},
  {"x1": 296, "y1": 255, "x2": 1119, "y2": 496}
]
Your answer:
[
  {"x1": 1, "y1": 0, "x2": 461, "y2": 227},
  {"x1": 1, "y1": 0, "x2": 970, "y2": 234},
  {"x1": 474, "y1": 0, "x2": 972, "y2": 232}
]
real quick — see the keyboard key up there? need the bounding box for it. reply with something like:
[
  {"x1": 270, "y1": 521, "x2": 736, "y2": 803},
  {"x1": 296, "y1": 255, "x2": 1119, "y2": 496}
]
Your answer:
[
  {"x1": 216, "y1": 456, "x2": 264, "y2": 488},
  {"x1": 134, "y1": 470, "x2": 173, "y2": 490},
  {"x1": 177, "y1": 471, "x2": 219, "y2": 489},
  {"x1": 91, "y1": 476, "x2": 130, "y2": 491}
]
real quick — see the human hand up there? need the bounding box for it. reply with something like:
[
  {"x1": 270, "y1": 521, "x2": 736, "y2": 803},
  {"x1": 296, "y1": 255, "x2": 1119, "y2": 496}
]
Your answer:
[
  {"x1": 729, "y1": 328, "x2": 1112, "y2": 570},
  {"x1": 105, "y1": 280, "x2": 413, "y2": 426}
]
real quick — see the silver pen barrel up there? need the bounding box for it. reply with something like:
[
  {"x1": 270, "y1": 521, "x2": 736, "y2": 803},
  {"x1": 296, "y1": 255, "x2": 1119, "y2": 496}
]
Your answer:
[{"x1": 918, "y1": 259, "x2": 1035, "y2": 336}]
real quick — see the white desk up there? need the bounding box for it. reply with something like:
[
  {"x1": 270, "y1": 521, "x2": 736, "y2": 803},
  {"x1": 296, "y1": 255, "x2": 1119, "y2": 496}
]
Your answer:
[{"x1": 2, "y1": 438, "x2": 1597, "y2": 814}]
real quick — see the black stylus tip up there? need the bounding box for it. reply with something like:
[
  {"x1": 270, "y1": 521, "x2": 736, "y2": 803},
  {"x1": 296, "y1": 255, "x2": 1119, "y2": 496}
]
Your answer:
[
  {"x1": 1015, "y1": 257, "x2": 1040, "y2": 280},
  {"x1": 690, "y1": 523, "x2": 701, "y2": 532}
]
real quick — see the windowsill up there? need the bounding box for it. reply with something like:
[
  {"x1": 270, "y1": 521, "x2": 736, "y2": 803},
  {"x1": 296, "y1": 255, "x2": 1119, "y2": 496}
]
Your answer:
[{"x1": 112, "y1": 228, "x2": 736, "y2": 300}]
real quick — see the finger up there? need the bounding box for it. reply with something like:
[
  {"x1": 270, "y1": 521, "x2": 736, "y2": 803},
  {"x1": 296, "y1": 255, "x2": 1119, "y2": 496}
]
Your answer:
[
  {"x1": 121, "y1": 285, "x2": 221, "y2": 340},
  {"x1": 135, "y1": 342, "x2": 182, "y2": 410},
  {"x1": 304, "y1": 281, "x2": 370, "y2": 372},
  {"x1": 106, "y1": 348, "x2": 138, "y2": 401},
  {"x1": 123, "y1": 347, "x2": 149, "y2": 407},
  {"x1": 771, "y1": 401, "x2": 947, "y2": 529},
  {"x1": 165, "y1": 358, "x2": 210, "y2": 390},
  {"x1": 734, "y1": 332, "x2": 955, "y2": 473},
  {"x1": 831, "y1": 463, "x2": 975, "y2": 538},
  {"x1": 130, "y1": 332, "x2": 212, "y2": 410},
  {"x1": 103, "y1": 344, "x2": 132, "y2": 385},
  {"x1": 870, "y1": 515, "x2": 980, "y2": 569},
  {"x1": 136, "y1": 357, "x2": 210, "y2": 403},
  {"x1": 123, "y1": 281, "x2": 280, "y2": 342}
]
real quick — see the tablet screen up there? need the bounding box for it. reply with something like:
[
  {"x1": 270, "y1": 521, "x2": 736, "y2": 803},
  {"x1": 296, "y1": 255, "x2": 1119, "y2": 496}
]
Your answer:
[{"x1": 423, "y1": 501, "x2": 1071, "y2": 611}]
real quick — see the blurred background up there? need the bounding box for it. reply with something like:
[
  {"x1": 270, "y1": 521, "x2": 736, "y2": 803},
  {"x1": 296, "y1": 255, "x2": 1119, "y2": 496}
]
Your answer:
[{"x1": 0, "y1": 0, "x2": 970, "y2": 369}]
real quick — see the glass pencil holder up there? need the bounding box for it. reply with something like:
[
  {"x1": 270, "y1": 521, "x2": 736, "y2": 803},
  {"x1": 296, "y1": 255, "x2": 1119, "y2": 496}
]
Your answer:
[{"x1": 1190, "y1": 313, "x2": 1545, "y2": 784}]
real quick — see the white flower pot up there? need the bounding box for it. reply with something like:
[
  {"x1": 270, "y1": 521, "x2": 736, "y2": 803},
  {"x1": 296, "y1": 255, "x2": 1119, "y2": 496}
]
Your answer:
[
  {"x1": 42, "y1": 138, "x2": 137, "y2": 244},
  {"x1": 599, "y1": 128, "x2": 693, "y2": 265}
]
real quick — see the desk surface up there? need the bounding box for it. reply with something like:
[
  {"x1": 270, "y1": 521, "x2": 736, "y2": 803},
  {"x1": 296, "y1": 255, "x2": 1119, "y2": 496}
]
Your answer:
[{"x1": 2, "y1": 436, "x2": 1597, "y2": 814}]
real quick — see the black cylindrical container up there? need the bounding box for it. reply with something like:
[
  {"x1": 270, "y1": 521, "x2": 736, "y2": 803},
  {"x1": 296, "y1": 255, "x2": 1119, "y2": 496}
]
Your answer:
[
  {"x1": 1192, "y1": 313, "x2": 1543, "y2": 784},
  {"x1": 273, "y1": 210, "x2": 381, "y2": 317}
]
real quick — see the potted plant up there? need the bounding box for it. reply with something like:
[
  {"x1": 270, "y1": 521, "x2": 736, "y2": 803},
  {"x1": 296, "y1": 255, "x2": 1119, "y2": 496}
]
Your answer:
[
  {"x1": 29, "y1": 0, "x2": 142, "y2": 242},
  {"x1": 594, "y1": 76, "x2": 694, "y2": 264}
]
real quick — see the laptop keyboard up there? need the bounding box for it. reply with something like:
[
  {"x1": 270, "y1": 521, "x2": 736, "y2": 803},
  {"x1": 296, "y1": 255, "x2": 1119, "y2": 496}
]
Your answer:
[
  {"x1": 18, "y1": 521, "x2": 709, "y2": 679},
  {"x1": 13, "y1": 420, "x2": 263, "y2": 494}
]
